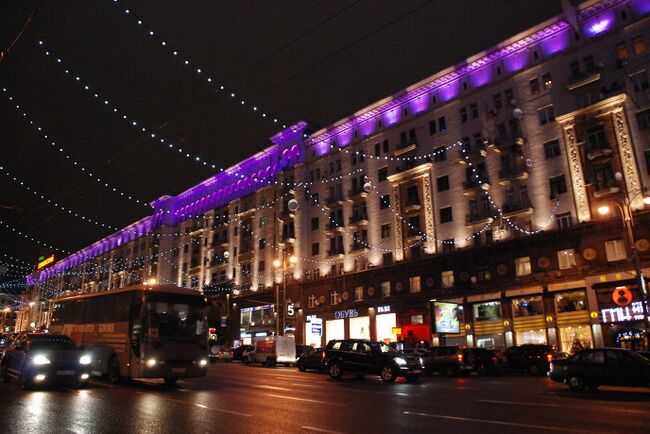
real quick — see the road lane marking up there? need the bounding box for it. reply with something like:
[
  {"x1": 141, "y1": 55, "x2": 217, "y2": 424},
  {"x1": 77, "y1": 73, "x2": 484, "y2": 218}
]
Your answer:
[
  {"x1": 263, "y1": 393, "x2": 344, "y2": 406},
  {"x1": 135, "y1": 391, "x2": 252, "y2": 417},
  {"x1": 301, "y1": 426, "x2": 348, "y2": 434},
  {"x1": 291, "y1": 383, "x2": 321, "y2": 388},
  {"x1": 477, "y1": 399, "x2": 650, "y2": 415},
  {"x1": 254, "y1": 384, "x2": 293, "y2": 391},
  {"x1": 403, "y1": 411, "x2": 598, "y2": 433}
]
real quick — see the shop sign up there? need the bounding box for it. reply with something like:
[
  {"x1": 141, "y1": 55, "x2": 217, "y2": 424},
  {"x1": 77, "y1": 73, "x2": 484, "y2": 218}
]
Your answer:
[
  {"x1": 37, "y1": 255, "x2": 55, "y2": 270},
  {"x1": 334, "y1": 309, "x2": 359, "y2": 319},
  {"x1": 391, "y1": 327, "x2": 402, "y2": 335},
  {"x1": 612, "y1": 286, "x2": 633, "y2": 307},
  {"x1": 311, "y1": 323, "x2": 322, "y2": 336},
  {"x1": 601, "y1": 301, "x2": 644, "y2": 323},
  {"x1": 286, "y1": 303, "x2": 295, "y2": 318},
  {"x1": 306, "y1": 315, "x2": 317, "y2": 322},
  {"x1": 377, "y1": 305, "x2": 391, "y2": 314}
]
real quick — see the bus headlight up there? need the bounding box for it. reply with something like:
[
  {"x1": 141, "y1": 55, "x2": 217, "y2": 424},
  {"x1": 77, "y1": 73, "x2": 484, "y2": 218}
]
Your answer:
[
  {"x1": 146, "y1": 358, "x2": 157, "y2": 367},
  {"x1": 79, "y1": 355, "x2": 92, "y2": 365},
  {"x1": 32, "y1": 354, "x2": 51, "y2": 365},
  {"x1": 199, "y1": 359, "x2": 208, "y2": 367}
]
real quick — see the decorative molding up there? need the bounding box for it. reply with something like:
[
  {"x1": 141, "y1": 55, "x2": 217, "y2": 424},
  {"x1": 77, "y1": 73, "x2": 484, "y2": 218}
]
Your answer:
[
  {"x1": 421, "y1": 173, "x2": 436, "y2": 254},
  {"x1": 562, "y1": 124, "x2": 591, "y2": 222},
  {"x1": 391, "y1": 184, "x2": 404, "y2": 261},
  {"x1": 612, "y1": 106, "x2": 643, "y2": 209}
]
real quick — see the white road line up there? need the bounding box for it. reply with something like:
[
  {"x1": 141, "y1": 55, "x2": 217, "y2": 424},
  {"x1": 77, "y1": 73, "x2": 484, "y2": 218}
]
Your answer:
[
  {"x1": 477, "y1": 399, "x2": 562, "y2": 408},
  {"x1": 263, "y1": 393, "x2": 344, "y2": 406},
  {"x1": 291, "y1": 383, "x2": 321, "y2": 388},
  {"x1": 403, "y1": 411, "x2": 598, "y2": 433},
  {"x1": 254, "y1": 384, "x2": 293, "y2": 391},
  {"x1": 301, "y1": 425, "x2": 348, "y2": 434},
  {"x1": 135, "y1": 391, "x2": 252, "y2": 417}
]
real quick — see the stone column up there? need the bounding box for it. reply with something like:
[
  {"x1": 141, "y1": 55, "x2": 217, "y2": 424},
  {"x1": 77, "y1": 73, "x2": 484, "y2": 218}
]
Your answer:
[
  {"x1": 390, "y1": 184, "x2": 404, "y2": 261},
  {"x1": 561, "y1": 122, "x2": 591, "y2": 222},
  {"x1": 611, "y1": 104, "x2": 643, "y2": 209},
  {"x1": 420, "y1": 173, "x2": 437, "y2": 254}
]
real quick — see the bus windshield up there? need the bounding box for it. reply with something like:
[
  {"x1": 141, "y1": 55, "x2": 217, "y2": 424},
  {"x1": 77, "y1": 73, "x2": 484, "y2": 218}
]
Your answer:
[{"x1": 146, "y1": 294, "x2": 207, "y2": 343}]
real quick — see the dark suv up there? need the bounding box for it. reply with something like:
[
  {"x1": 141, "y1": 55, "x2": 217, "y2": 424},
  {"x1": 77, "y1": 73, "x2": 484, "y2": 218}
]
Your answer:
[
  {"x1": 423, "y1": 346, "x2": 473, "y2": 376},
  {"x1": 324, "y1": 339, "x2": 423, "y2": 382},
  {"x1": 504, "y1": 344, "x2": 557, "y2": 375}
]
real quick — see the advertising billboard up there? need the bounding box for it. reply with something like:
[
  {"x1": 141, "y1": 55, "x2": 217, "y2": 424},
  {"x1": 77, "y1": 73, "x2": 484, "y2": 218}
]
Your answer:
[{"x1": 433, "y1": 302, "x2": 463, "y2": 334}]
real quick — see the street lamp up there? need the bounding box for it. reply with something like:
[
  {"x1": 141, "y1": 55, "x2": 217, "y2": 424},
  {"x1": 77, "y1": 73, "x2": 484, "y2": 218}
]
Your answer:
[{"x1": 274, "y1": 255, "x2": 297, "y2": 336}]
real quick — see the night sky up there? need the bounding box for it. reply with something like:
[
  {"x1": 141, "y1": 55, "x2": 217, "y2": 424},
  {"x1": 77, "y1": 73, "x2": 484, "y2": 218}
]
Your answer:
[{"x1": 0, "y1": 0, "x2": 563, "y2": 290}]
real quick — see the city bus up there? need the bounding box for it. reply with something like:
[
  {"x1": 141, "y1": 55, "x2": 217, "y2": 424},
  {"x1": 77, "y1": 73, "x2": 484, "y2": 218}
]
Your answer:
[{"x1": 49, "y1": 284, "x2": 209, "y2": 386}]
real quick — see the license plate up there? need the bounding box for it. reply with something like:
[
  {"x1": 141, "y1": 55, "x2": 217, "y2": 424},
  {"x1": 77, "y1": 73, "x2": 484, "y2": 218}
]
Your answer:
[
  {"x1": 56, "y1": 370, "x2": 76, "y2": 376},
  {"x1": 171, "y1": 368, "x2": 186, "y2": 373}
]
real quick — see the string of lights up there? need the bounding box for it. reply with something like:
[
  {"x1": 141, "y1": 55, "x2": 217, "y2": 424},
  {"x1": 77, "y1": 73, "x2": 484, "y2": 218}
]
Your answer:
[
  {"x1": 0, "y1": 219, "x2": 70, "y2": 254},
  {"x1": 0, "y1": 88, "x2": 151, "y2": 209}
]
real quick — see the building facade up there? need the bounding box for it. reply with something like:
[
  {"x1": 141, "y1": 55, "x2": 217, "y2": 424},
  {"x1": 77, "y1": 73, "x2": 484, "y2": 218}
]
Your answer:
[{"x1": 25, "y1": 0, "x2": 650, "y2": 351}]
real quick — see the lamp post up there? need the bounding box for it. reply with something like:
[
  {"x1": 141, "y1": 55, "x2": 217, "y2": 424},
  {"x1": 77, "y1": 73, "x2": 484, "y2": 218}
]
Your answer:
[
  {"x1": 273, "y1": 255, "x2": 297, "y2": 336},
  {"x1": 597, "y1": 177, "x2": 650, "y2": 336}
]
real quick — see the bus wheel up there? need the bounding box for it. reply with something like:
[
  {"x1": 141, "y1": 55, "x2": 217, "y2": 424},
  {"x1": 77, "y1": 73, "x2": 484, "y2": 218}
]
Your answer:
[
  {"x1": 164, "y1": 378, "x2": 178, "y2": 387},
  {"x1": 107, "y1": 356, "x2": 121, "y2": 384}
]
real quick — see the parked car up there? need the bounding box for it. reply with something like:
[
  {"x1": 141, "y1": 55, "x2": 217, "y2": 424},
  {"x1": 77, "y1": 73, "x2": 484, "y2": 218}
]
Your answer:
[
  {"x1": 243, "y1": 336, "x2": 296, "y2": 367},
  {"x1": 504, "y1": 344, "x2": 557, "y2": 375},
  {"x1": 296, "y1": 345, "x2": 312, "y2": 359},
  {"x1": 549, "y1": 348, "x2": 650, "y2": 390},
  {"x1": 210, "y1": 345, "x2": 234, "y2": 362},
  {"x1": 324, "y1": 339, "x2": 423, "y2": 382},
  {"x1": 0, "y1": 333, "x2": 91, "y2": 389},
  {"x1": 471, "y1": 348, "x2": 509, "y2": 375},
  {"x1": 233, "y1": 345, "x2": 253, "y2": 361},
  {"x1": 422, "y1": 346, "x2": 472, "y2": 376},
  {"x1": 297, "y1": 348, "x2": 325, "y2": 372}
]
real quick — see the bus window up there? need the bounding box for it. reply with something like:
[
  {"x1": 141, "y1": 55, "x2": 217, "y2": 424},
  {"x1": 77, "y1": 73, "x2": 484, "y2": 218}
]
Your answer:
[
  {"x1": 113, "y1": 293, "x2": 132, "y2": 322},
  {"x1": 146, "y1": 294, "x2": 206, "y2": 345},
  {"x1": 51, "y1": 302, "x2": 67, "y2": 325},
  {"x1": 84, "y1": 298, "x2": 99, "y2": 323},
  {"x1": 97, "y1": 296, "x2": 115, "y2": 322}
]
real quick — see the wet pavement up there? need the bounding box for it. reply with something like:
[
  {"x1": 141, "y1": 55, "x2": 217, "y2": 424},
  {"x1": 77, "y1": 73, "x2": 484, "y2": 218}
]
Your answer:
[{"x1": 1, "y1": 362, "x2": 649, "y2": 433}]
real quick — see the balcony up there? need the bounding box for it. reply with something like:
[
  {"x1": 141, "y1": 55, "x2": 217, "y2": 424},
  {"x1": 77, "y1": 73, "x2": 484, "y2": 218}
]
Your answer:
[
  {"x1": 349, "y1": 213, "x2": 369, "y2": 227},
  {"x1": 281, "y1": 230, "x2": 296, "y2": 243},
  {"x1": 348, "y1": 187, "x2": 368, "y2": 201},
  {"x1": 212, "y1": 235, "x2": 228, "y2": 247},
  {"x1": 487, "y1": 135, "x2": 526, "y2": 154},
  {"x1": 465, "y1": 210, "x2": 493, "y2": 226},
  {"x1": 566, "y1": 71, "x2": 601, "y2": 91},
  {"x1": 502, "y1": 198, "x2": 533, "y2": 217},
  {"x1": 325, "y1": 194, "x2": 345, "y2": 209},
  {"x1": 326, "y1": 221, "x2": 345, "y2": 234},
  {"x1": 327, "y1": 248, "x2": 345, "y2": 258},
  {"x1": 349, "y1": 242, "x2": 369, "y2": 252},
  {"x1": 462, "y1": 179, "x2": 490, "y2": 197},
  {"x1": 498, "y1": 166, "x2": 529, "y2": 185},
  {"x1": 403, "y1": 197, "x2": 421, "y2": 213},
  {"x1": 394, "y1": 140, "x2": 418, "y2": 157},
  {"x1": 592, "y1": 179, "x2": 620, "y2": 198},
  {"x1": 585, "y1": 141, "x2": 612, "y2": 161},
  {"x1": 457, "y1": 144, "x2": 486, "y2": 164}
]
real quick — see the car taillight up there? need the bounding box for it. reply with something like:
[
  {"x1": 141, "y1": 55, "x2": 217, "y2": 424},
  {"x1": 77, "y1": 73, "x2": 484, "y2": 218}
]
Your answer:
[
  {"x1": 457, "y1": 353, "x2": 464, "y2": 363},
  {"x1": 546, "y1": 353, "x2": 553, "y2": 363},
  {"x1": 322, "y1": 351, "x2": 326, "y2": 360},
  {"x1": 491, "y1": 355, "x2": 497, "y2": 361}
]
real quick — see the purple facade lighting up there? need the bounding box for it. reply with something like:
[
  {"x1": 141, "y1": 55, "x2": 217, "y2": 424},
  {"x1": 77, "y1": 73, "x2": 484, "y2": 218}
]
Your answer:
[
  {"x1": 583, "y1": 11, "x2": 615, "y2": 36},
  {"x1": 630, "y1": 0, "x2": 650, "y2": 14}
]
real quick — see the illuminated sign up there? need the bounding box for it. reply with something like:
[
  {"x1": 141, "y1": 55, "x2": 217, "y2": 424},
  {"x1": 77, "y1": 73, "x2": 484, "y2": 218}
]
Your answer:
[
  {"x1": 334, "y1": 309, "x2": 359, "y2": 319},
  {"x1": 612, "y1": 286, "x2": 633, "y2": 307},
  {"x1": 391, "y1": 327, "x2": 402, "y2": 335},
  {"x1": 286, "y1": 303, "x2": 295, "y2": 318},
  {"x1": 37, "y1": 255, "x2": 55, "y2": 270},
  {"x1": 601, "y1": 301, "x2": 644, "y2": 323},
  {"x1": 433, "y1": 302, "x2": 462, "y2": 334},
  {"x1": 377, "y1": 305, "x2": 391, "y2": 314}
]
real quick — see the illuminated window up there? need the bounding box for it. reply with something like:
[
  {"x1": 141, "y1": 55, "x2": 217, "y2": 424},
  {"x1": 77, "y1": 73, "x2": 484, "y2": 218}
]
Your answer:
[
  {"x1": 555, "y1": 291, "x2": 586, "y2": 313},
  {"x1": 605, "y1": 239, "x2": 627, "y2": 262},
  {"x1": 354, "y1": 286, "x2": 364, "y2": 302},
  {"x1": 542, "y1": 73, "x2": 553, "y2": 90},
  {"x1": 474, "y1": 301, "x2": 501, "y2": 321},
  {"x1": 512, "y1": 296, "x2": 544, "y2": 317},
  {"x1": 557, "y1": 249, "x2": 576, "y2": 269},
  {"x1": 409, "y1": 276, "x2": 421, "y2": 293},
  {"x1": 633, "y1": 35, "x2": 646, "y2": 55},
  {"x1": 515, "y1": 256, "x2": 532, "y2": 276},
  {"x1": 615, "y1": 41, "x2": 629, "y2": 60},
  {"x1": 381, "y1": 281, "x2": 391, "y2": 297},
  {"x1": 441, "y1": 270, "x2": 454, "y2": 288}
]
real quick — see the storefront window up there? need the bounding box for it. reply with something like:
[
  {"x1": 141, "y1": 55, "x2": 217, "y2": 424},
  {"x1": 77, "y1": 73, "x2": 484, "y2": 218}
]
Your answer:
[
  {"x1": 473, "y1": 301, "x2": 501, "y2": 321},
  {"x1": 515, "y1": 329, "x2": 547, "y2": 345},
  {"x1": 512, "y1": 296, "x2": 544, "y2": 317},
  {"x1": 559, "y1": 325, "x2": 593, "y2": 354},
  {"x1": 326, "y1": 319, "x2": 344, "y2": 343},
  {"x1": 376, "y1": 313, "x2": 397, "y2": 343},
  {"x1": 555, "y1": 291, "x2": 587, "y2": 313},
  {"x1": 349, "y1": 316, "x2": 370, "y2": 340},
  {"x1": 476, "y1": 333, "x2": 505, "y2": 349},
  {"x1": 409, "y1": 276, "x2": 421, "y2": 293},
  {"x1": 411, "y1": 315, "x2": 424, "y2": 325},
  {"x1": 381, "y1": 281, "x2": 391, "y2": 297},
  {"x1": 305, "y1": 318, "x2": 323, "y2": 347}
]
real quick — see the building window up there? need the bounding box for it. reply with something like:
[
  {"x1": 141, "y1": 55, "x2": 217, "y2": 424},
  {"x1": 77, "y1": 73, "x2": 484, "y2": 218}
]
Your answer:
[
  {"x1": 311, "y1": 242, "x2": 319, "y2": 256},
  {"x1": 529, "y1": 77, "x2": 540, "y2": 95},
  {"x1": 259, "y1": 216, "x2": 267, "y2": 228},
  {"x1": 538, "y1": 105, "x2": 556, "y2": 125},
  {"x1": 544, "y1": 139, "x2": 561, "y2": 159},
  {"x1": 512, "y1": 296, "x2": 544, "y2": 317},
  {"x1": 549, "y1": 175, "x2": 567, "y2": 198},
  {"x1": 493, "y1": 93, "x2": 502, "y2": 110},
  {"x1": 330, "y1": 291, "x2": 340, "y2": 306},
  {"x1": 438, "y1": 116, "x2": 447, "y2": 132},
  {"x1": 409, "y1": 276, "x2": 421, "y2": 293},
  {"x1": 470, "y1": 103, "x2": 479, "y2": 119},
  {"x1": 633, "y1": 35, "x2": 646, "y2": 55},
  {"x1": 381, "y1": 281, "x2": 391, "y2": 297},
  {"x1": 311, "y1": 217, "x2": 319, "y2": 230},
  {"x1": 381, "y1": 223, "x2": 391, "y2": 239},
  {"x1": 555, "y1": 290, "x2": 586, "y2": 313},
  {"x1": 442, "y1": 239, "x2": 455, "y2": 254},
  {"x1": 474, "y1": 301, "x2": 501, "y2": 321},
  {"x1": 258, "y1": 260, "x2": 265, "y2": 272},
  {"x1": 378, "y1": 167, "x2": 388, "y2": 182},
  {"x1": 433, "y1": 146, "x2": 447, "y2": 162},
  {"x1": 382, "y1": 252, "x2": 393, "y2": 266},
  {"x1": 615, "y1": 41, "x2": 629, "y2": 60},
  {"x1": 436, "y1": 175, "x2": 449, "y2": 192},
  {"x1": 515, "y1": 256, "x2": 532, "y2": 276},
  {"x1": 354, "y1": 286, "x2": 364, "y2": 302},
  {"x1": 258, "y1": 238, "x2": 266, "y2": 249},
  {"x1": 307, "y1": 294, "x2": 317, "y2": 308},
  {"x1": 637, "y1": 109, "x2": 650, "y2": 130},
  {"x1": 557, "y1": 248, "x2": 576, "y2": 269},
  {"x1": 380, "y1": 194, "x2": 390, "y2": 209},
  {"x1": 605, "y1": 239, "x2": 627, "y2": 262},
  {"x1": 374, "y1": 142, "x2": 381, "y2": 156},
  {"x1": 631, "y1": 71, "x2": 650, "y2": 92},
  {"x1": 542, "y1": 73, "x2": 552, "y2": 90},
  {"x1": 646, "y1": 151, "x2": 650, "y2": 174},
  {"x1": 441, "y1": 270, "x2": 454, "y2": 288},
  {"x1": 383, "y1": 140, "x2": 389, "y2": 153},
  {"x1": 556, "y1": 212, "x2": 572, "y2": 230},
  {"x1": 440, "y1": 206, "x2": 453, "y2": 223},
  {"x1": 429, "y1": 119, "x2": 436, "y2": 135}
]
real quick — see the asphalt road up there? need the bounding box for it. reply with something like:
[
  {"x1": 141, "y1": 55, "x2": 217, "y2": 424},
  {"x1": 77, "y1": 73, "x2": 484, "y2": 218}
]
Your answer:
[{"x1": 1, "y1": 362, "x2": 649, "y2": 434}]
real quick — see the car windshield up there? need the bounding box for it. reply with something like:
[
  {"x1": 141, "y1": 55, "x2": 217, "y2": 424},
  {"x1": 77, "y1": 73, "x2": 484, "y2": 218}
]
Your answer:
[
  {"x1": 146, "y1": 294, "x2": 207, "y2": 342},
  {"x1": 29, "y1": 336, "x2": 76, "y2": 351},
  {"x1": 372, "y1": 342, "x2": 398, "y2": 354}
]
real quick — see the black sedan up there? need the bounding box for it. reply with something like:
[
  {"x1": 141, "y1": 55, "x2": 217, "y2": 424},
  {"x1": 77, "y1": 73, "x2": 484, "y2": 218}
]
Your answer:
[
  {"x1": 297, "y1": 348, "x2": 325, "y2": 372},
  {"x1": 548, "y1": 348, "x2": 650, "y2": 391},
  {"x1": 0, "y1": 333, "x2": 92, "y2": 389}
]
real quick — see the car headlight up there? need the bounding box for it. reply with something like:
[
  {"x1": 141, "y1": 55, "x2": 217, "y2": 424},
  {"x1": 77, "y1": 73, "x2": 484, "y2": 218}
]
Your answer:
[
  {"x1": 419, "y1": 357, "x2": 424, "y2": 368},
  {"x1": 146, "y1": 358, "x2": 157, "y2": 367},
  {"x1": 199, "y1": 359, "x2": 208, "y2": 367},
  {"x1": 79, "y1": 355, "x2": 92, "y2": 365},
  {"x1": 394, "y1": 357, "x2": 407, "y2": 366},
  {"x1": 32, "y1": 354, "x2": 51, "y2": 365}
]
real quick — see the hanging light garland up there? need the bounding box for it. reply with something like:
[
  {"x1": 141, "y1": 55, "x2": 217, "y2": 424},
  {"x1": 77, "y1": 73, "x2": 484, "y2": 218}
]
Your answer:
[{"x1": 0, "y1": 219, "x2": 70, "y2": 254}]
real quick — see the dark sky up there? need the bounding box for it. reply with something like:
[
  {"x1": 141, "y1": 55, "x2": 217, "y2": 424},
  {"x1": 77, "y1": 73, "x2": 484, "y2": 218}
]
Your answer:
[{"x1": 0, "y1": 0, "x2": 563, "y2": 288}]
